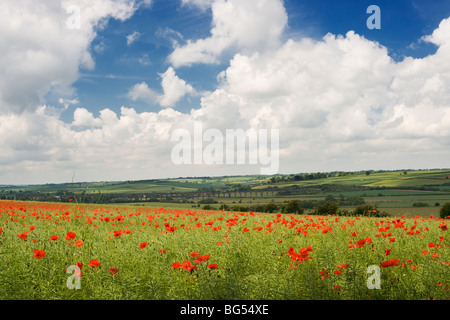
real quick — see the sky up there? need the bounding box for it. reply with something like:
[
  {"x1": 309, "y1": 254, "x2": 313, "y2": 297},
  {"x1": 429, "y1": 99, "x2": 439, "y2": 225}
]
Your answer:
[{"x1": 1, "y1": 0, "x2": 450, "y2": 185}]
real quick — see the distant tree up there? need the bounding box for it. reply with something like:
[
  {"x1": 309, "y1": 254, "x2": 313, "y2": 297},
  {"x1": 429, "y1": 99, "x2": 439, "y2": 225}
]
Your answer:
[
  {"x1": 403, "y1": 171, "x2": 408, "y2": 175},
  {"x1": 264, "y1": 203, "x2": 278, "y2": 213},
  {"x1": 365, "y1": 171, "x2": 371, "y2": 176},
  {"x1": 283, "y1": 200, "x2": 304, "y2": 214},
  {"x1": 413, "y1": 202, "x2": 429, "y2": 207},
  {"x1": 315, "y1": 202, "x2": 339, "y2": 215},
  {"x1": 440, "y1": 202, "x2": 450, "y2": 219}
]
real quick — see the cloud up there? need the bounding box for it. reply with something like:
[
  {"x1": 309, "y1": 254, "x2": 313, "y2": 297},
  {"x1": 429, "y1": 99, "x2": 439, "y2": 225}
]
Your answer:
[
  {"x1": 126, "y1": 31, "x2": 141, "y2": 45},
  {"x1": 421, "y1": 17, "x2": 450, "y2": 47},
  {"x1": 169, "y1": 0, "x2": 288, "y2": 67},
  {"x1": 181, "y1": 0, "x2": 215, "y2": 11},
  {"x1": 159, "y1": 67, "x2": 195, "y2": 107},
  {"x1": 128, "y1": 67, "x2": 196, "y2": 107},
  {"x1": 138, "y1": 53, "x2": 152, "y2": 66},
  {"x1": 128, "y1": 81, "x2": 159, "y2": 103},
  {"x1": 0, "y1": 0, "x2": 148, "y2": 114},
  {"x1": 2, "y1": 1, "x2": 450, "y2": 184}
]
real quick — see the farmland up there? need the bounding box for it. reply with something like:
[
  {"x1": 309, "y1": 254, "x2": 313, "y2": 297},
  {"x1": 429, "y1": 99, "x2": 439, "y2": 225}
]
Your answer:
[
  {"x1": 0, "y1": 200, "x2": 448, "y2": 300},
  {"x1": 3, "y1": 169, "x2": 450, "y2": 218}
]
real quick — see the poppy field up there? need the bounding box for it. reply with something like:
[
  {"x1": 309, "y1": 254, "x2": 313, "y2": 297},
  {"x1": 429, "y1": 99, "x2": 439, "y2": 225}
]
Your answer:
[{"x1": 0, "y1": 200, "x2": 449, "y2": 300}]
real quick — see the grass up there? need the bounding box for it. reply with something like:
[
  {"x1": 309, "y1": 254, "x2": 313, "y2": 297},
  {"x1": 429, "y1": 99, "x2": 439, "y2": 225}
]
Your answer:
[{"x1": 0, "y1": 200, "x2": 449, "y2": 300}]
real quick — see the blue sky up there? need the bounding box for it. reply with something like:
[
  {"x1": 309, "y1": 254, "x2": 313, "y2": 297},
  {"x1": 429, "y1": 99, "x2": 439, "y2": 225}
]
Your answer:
[
  {"x1": 58, "y1": 0, "x2": 450, "y2": 118},
  {"x1": 2, "y1": 0, "x2": 450, "y2": 184}
]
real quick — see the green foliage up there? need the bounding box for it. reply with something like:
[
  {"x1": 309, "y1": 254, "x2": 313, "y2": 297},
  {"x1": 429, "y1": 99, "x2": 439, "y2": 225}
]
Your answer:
[
  {"x1": 352, "y1": 204, "x2": 390, "y2": 217},
  {"x1": 440, "y1": 202, "x2": 450, "y2": 219},
  {"x1": 263, "y1": 202, "x2": 278, "y2": 213},
  {"x1": 198, "y1": 198, "x2": 218, "y2": 204},
  {"x1": 315, "y1": 202, "x2": 339, "y2": 215},
  {"x1": 413, "y1": 202, "x2": 429, "y2": 207},
  {"x1": 282, "y1": 200, "x2": 304, "y2": 214}
]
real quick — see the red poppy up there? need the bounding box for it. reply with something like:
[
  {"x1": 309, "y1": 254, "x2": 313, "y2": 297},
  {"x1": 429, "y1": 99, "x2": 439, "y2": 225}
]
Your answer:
[
  {"x1": 381, "y1": 259, "x2": 399, "y2": 268},
  {"x1": 172, "y1": 262, "x2": 181, "y2": 269},
  {"x1": 334, "y1": 270, "x2": 342, "y2": 275},
  {"x1": 89, "y1": 259, "x2": 101, "y2": 267},
  {"x1": 181, "y1": 260, "x2": 197, "y2": 273},
  {"x1": 29, "y1": 226, "x2": 35, "y2": 231},
  {"x1": 385, "y1": 248, "x2": 392, "y2": 256},
  {"x1": 194, "y1": 254, "x2": 210, "y2": 264},
  {"x1": 50, "y1": 235, "x2": 59, "y2": 241},
  {"x1": 109, "y1": 267, "x2": 119, "y2": 275},
  {"x1": 33, "y1": 249, "x2": 46, "y2": 259},
  {"x1": 65, "y1": 232, "x2": 76, "y2": 240},
  {"x1": 355, "y1": 239, "x2": 366, "y2": 248},
  {"x1": 207, "y1": 263, "x2": 218, "y2": 269},
  {"x1": 190, "y1": 251, "x2": 200, "y2": 257},
  {"x1": 17, "y1": 232, "x2": 28, "y2": 241},
  {"x1": 139, "y1": 242, "x2": 148, "y2": 249},
  {"x1": 74, "y1": 240, "x2": 83, "y2": 247}
]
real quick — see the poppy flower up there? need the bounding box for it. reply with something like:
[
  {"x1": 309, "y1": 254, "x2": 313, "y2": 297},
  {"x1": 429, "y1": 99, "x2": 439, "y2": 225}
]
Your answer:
[
  {"x1": 50, "y1": 235, "x2": 59, "y2": 241},
  {"x1": 334, "y1": 270, "x2": 342, "y2": 275},
  {"x1": 33, "y1": 249, "x2": 46, "y2": 259},
  {"x1": 194, "y1": 254, "x2": 210, "y2": 264},
  {"x1": 139, "y1": 242, "x2": 148, "y2": 249},
  {"x1": 190, "y1": 251, "x2": 200, "y2": 257},
  {"x1": 337, "y1": 263, "x2": 350, "y2": 269},
  {"x1": 109, "y1": 267, "x2": 119, "y2": 275},
  {"x1": 385, "y1": 248, "x2": 392, "y2": 256},
  {"x1": 89, "y1": 259, "x2": 101, "y2": 267},
  {"x1": 29, "y1": 226, "x2": 35, "y2": 231},
  {"x1": 65, "y1": 232, "x2": 76, "y2": 240},
  {"x1": 355, "y1": 239, "x2": 366, "y2": 248},
  {"x1": 207, "y1": 263, "x2": 218, "y2": 269},
  {"x1": 74, "y1": 240, "x2": 83, "y2": 247},
  {"x1": 381, "y1": 259, "x2": 399, "y2": 268},
  {"x1": 181, "y1": 260, "x2": 197, "y2": 273},
  {"x1": 172, "y1": 262, "x2": 181, "y2": 269},
  {"x1": 17, "y1": 232, "x2": 28, "y2": 241}
]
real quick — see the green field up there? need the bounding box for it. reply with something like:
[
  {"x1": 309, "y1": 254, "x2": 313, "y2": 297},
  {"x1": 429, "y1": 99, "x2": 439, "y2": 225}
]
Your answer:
[
  {"x1": 2, "y1": 169, "x2": 450, "y2": 218},
  {"x1": 0, "y1": 200, "x2": 448, "y2": 300}
]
